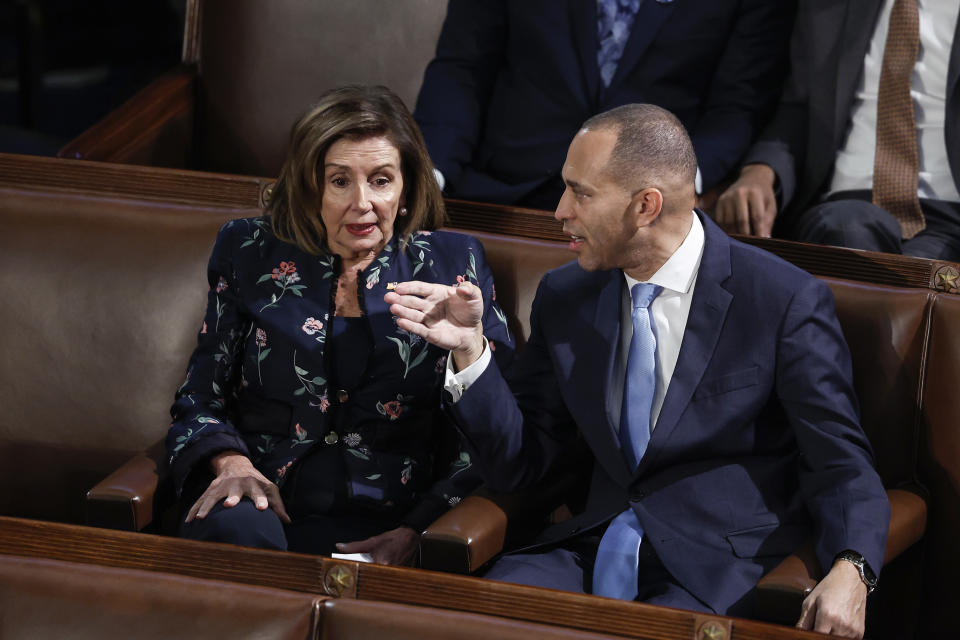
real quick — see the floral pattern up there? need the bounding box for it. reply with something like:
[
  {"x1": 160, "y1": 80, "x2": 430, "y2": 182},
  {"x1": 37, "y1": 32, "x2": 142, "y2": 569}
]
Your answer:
[
  {"x1": 258, "y1": 261, "x2": 307, "y2": 311},
  {"x1": 301, "y1": 316, "x2": 327, "y2": 345},
  {"x1": 167, "y1": 218, "x2": 515, "y2": 530}
]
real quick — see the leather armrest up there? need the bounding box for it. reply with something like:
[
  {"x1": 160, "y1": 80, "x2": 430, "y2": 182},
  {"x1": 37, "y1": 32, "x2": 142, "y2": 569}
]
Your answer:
[
  {"x1": 883, "y1": 487, "x2": 927, "y2": 562},
  {"x1": 754, "y1": 486, "x2": 928, "y2": 625},
  {"x1": 420, "y1": 467, "x2": 583, "y2": 574},
  {"x1": 420, "y1": 495, "x2": 508, "y2": 574},
  {"x1": 58, "y1": 66, "x2": 196, "y2": 167},
  {"x1": 85, "y1": 441, "x2": 166, "y2": 531}
]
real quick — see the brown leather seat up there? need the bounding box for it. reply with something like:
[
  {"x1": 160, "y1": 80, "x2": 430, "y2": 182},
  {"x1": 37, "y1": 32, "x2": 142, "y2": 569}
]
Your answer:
[
  {"x1": 318, "y1": 599, "x2": 623, "y2": 640},
  {"x1": 0, "y1": 554, "x2": 323, "y2": 639},
  {"x1": 0, "y1": 179, "x2": 246, "y2": 524},
  {"x1": 59, "y1": 0, "x2": 449, "y2": 177}
]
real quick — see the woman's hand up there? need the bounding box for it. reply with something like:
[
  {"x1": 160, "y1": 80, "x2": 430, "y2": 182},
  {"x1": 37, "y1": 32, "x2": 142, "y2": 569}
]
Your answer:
[
  {"x1": 185, "y1": 451, "x2": 291, "y2": 524},
  {"x1": 335, "y1": 526, "x2": 420, "y2": 566}
]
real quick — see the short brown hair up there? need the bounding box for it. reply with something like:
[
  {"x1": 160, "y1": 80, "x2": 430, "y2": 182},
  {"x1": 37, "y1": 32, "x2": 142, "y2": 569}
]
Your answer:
[
  {"x1": 267, "y1": 85, "x2": 445, "y2": 254},
  {"x1": 582, "y1": 104, "x2": 698, "y2": 194}
]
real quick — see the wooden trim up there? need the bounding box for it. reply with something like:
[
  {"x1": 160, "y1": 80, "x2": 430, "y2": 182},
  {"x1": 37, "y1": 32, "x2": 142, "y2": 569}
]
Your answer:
[
  {"x1": 57, "y1": 68, "x2": 197, "y2": 164},
  {"x1": 182, "y1": 0, "x2": 202, "y2": 65},
  {"x1": 7, "y1": 151, "x2": 955, "y2": 293},
  {"x1": 0, "y1": 517, "x2": 819, "y2": 640},
  {"x1": 0, "y1": 153, "x2": 267, "y2": 210},
  {"x1": 443, "y1": 199, "x2": 959, "y2": 293}
]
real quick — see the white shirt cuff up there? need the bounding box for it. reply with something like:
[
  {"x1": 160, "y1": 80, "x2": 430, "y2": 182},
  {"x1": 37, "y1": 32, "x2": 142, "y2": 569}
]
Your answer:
[
  {"x1": 443, "y1": 337, "x2": 491, "y2": 403},
  {"x1": 695, "y1": 167, "x2": 703, "y2": 195}
]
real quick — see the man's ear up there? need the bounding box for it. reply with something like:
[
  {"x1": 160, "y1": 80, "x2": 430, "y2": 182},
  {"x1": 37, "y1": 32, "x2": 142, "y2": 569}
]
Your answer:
[{"x1": 629, "y1": 187, "x2": 664, "y2": 227}]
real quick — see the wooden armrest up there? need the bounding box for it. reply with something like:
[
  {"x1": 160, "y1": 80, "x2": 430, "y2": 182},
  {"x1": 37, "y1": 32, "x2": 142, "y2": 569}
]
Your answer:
[
  {"x1": 420, "y1": 495, "x2": 508, "y2": 574},
  {"x1": 754, "y1": 486, "x2": 928, "y2": 625},
  {"x1": 58, "y1": 66, "x2": 196, "y2": 167},
  {"x1": 85, "y1": 441, "x2": 166, "y2": 532}
]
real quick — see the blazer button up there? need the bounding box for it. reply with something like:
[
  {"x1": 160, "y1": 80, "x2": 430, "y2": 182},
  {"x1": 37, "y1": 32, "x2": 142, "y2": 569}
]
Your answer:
[
  {"x1": 337, "y1": 389, "x2": 349, "y2": 404},
  {"x1": 324, "y1": 432, "x2": 339, "y2": 445}
]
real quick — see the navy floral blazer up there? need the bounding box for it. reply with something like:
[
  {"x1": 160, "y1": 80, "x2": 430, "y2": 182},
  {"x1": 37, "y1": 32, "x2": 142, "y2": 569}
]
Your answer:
[{"x1": 166, "y1": 217, "x2": 514, "y2": 530}]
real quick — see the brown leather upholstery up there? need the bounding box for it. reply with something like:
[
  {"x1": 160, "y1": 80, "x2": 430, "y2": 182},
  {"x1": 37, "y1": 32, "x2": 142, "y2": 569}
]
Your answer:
[
  {"x1": 0, "y1": 554, "x2": 323, "y2": 639},
  {"x1": 822, "y1": 278, "x2": 931, "y2": 487},
  {"x1": 0, "y1": 186, "x2": 246, "y2": 523},
  {"x1": 62, "y1": 1, "x2": 449, "y2": 175},
  {"x1": 918, "y1": 294, "x2": 960, "y2": 637},
  {"x1": 318, "y1": 598, "x2": 622, "y2": 640},
  {"x1": 453, "y1": 230, "x2": 572, "y2": 347},
  {"x1": 197, "y1": 0, "x2": 448, "y2": 176}
]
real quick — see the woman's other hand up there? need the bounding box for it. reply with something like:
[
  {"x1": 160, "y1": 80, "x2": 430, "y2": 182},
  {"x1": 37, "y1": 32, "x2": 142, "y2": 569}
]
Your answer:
[
  {"x1": 185, "y1": 451, "x2": 291, "y2": 524},
  {"x1": 335, "y1": 526, "x2": 420, "y2": 566}
]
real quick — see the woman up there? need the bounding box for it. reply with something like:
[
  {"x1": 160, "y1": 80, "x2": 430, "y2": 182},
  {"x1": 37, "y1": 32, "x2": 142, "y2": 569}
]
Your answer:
[{"x1": 166, "y1": 85, "x2": 513, "y2": 565}]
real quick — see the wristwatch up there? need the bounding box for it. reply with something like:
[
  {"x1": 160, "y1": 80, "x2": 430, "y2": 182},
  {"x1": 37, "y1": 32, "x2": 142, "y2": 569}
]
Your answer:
[{"x1": 835, "y1": 550, "x2": 878, "y2": 594}]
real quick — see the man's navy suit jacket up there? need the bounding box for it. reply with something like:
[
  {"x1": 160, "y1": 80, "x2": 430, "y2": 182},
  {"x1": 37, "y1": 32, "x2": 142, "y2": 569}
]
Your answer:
[
  {"x1": 414, "y1": 0, "x2": 795, "y2": 209},
  {"x1": 450, "y1": 213, "x2": 889, "y2": 615}
]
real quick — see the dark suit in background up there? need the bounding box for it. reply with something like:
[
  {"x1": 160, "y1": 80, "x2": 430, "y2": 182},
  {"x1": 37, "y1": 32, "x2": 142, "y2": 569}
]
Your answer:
[
  {"x1": 414, "y1": 0, "x2": 795, "y2": 209},
  {"x1": 741, "y1": 0, "x2": 960, "y2": 257}
]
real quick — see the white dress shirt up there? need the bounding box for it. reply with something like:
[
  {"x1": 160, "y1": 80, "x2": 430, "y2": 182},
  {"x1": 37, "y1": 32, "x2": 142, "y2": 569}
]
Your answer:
[
  {"x1": 446, "y1": 212, "x2": 705, "y2": 438},
  {"x1": 829, "y1": 0, "x2": 960, "y2": 202}
]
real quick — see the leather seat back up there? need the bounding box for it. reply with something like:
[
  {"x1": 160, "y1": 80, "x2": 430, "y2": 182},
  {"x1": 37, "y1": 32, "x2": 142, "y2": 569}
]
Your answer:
[
  {"x1": 0, "y1": 188, "x2": 245, "y2": 522},
  {"x1": 463, "y1": 230, "x2": 572, "y2": 348},
  {"x1": 917, "y1": 294, "x2": 960, "y2": 634},
  {"x1": 196, "y1": 0, "x2": 449, "y2": 176},
  {"x1": 319, "y1": 598, "x2": 622, "y2": 640},
  {"x1": 0, "y1": 554, "x2": 322, "y2": 640},
  {"x1": 823, "y1": 278, "x2": 931, "y2": 488}
]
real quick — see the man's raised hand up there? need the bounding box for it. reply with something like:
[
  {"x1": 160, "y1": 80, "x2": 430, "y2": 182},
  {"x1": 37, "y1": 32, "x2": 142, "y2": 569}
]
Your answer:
[{"x1": 385, "y1": 280, "x2": 486, "y2": 370}]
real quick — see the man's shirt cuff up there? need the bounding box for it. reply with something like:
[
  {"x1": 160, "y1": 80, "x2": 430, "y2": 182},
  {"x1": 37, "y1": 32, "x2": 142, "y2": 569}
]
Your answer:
[{"x1": 443, "y1": 337, "x2": 490, "y2": 402}]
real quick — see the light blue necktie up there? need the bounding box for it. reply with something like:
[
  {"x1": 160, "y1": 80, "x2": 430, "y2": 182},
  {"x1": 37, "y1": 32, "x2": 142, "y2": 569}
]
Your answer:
[
  {"x1": 592, "y1": 282, "x2": 662, "y2": 600},
  {"x1": 596, "y1": 0, "x2": 642, "y2": 87}
]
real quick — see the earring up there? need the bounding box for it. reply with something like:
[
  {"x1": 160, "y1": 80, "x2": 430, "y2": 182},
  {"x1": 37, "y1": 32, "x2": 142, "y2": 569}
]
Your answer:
[{"x1": 399, "y1": 206, "x2": 408, "y2": 216}]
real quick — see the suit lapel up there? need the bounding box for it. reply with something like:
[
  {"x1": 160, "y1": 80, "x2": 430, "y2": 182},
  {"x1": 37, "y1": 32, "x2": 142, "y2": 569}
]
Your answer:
[
  {"x1": 948, "y1": 12, "x2": 960, "y2": 116},
  {"x1": 636, "y1": 213, "x2": 732, "y2": 476},
  {"x1": 833, "y1": 0, "x2": 885, "y2": 141},
  {"x1": 567, "y1": 269, "x2": 633, "y2": 487},
  {"x1": 948, "y1": 11, "x2": 960, "y2": 188},
  {"x1": 604, "y1": 0, "x2": 680, "y2": 95},
  {"x1": 569, "y1": 0, "x2": 602, "y2": 108}
]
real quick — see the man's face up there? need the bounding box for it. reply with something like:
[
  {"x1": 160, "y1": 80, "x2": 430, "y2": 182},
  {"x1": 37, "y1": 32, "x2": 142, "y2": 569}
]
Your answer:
[{"x1": 555, "y1": 128, "x2": 637, "y2": 272}]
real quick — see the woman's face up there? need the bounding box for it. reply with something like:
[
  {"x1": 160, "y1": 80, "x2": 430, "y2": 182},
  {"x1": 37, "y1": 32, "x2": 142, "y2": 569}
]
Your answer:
[{"x1": 320, "y1": 135, "x2": 405, "y2": 261}]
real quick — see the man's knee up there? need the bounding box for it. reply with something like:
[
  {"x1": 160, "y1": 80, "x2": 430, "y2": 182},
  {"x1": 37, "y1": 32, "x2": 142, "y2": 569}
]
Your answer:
[
  {"x1": 795, "y1": 199, "x2": 902, "y2": 253},
  {"x1": 180, "y1": 499, "x2": 287, "y2": 550},
  {"x1": 482, "y1": 548, "x2": 588, "y2": 593}
]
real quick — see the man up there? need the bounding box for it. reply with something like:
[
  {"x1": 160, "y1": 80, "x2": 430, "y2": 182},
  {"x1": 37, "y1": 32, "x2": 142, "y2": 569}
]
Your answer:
[
  {"x1": 413, "y1": 0, "x2": 794, "y2": 210},
  {"x1": 386, "y1": 105, "x2": 889, "y2": 638},
  {"x1": 714, "y1": 0, "x2": 960, "y2": 261}
]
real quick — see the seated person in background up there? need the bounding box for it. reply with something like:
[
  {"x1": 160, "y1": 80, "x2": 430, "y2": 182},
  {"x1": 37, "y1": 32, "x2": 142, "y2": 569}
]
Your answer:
[
  {"x1": 388, "y1": 104, "x2": 888, "y2": 638},
  {"x1": 166, "y1": 85, "x2": 514, "y2": 564},
  {"x1": 714, "y1": 0, "x2": 960, "y2": 261},
  {"x1": 413, "y1": 0, "x2": 795, "y2": 210}
]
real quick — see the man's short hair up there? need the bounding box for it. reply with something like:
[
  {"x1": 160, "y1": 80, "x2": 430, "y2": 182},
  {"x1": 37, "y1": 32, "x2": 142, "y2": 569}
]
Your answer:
[{"x1": 582, "y1": 104, "x2": 698, "y2": 194}]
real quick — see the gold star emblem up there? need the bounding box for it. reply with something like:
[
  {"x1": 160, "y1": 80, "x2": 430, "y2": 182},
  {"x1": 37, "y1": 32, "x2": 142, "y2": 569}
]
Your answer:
[
  {"x1": 935, "y1": 266, "x2": 959, "y2": 292},
  {"x1": 698, "y1": 622, "x2": 727, "y2": 640}
]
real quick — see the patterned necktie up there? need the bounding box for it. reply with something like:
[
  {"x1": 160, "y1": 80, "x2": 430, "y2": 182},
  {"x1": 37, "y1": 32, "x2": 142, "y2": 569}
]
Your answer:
[
  {"x1": 593, "y1": 282, "x2": 661, "y2": 600},
  {"x1": 872, "y1": 0, "x2": 925, "y2": 238},
  {"x1": 596, "y1": 0, "x2": 642, "y2": 88}
]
